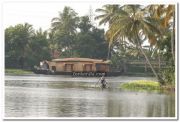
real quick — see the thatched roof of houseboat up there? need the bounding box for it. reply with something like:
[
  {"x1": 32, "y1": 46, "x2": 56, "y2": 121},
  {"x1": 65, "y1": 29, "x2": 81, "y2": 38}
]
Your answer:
[{"x1": 52, "y1": 58, "x2": 110, "y2": 64}]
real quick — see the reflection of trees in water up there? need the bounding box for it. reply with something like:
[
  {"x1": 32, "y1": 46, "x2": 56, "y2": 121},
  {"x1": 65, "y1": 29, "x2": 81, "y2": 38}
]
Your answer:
[
  {"x1": 107, "y1": 99, "x2": 121, "y2": 117},
  {"x1": 146, "y1": 94, "x2": 175, "y2": 117},
  {"x1": 165, "y1": 94, "x2": 175, "y2": 117},
  {"x1": 47, "y1": 98, "x2": 74, "y2": 117},
  {"x1": 5, "y1": 90, "x2": 29, "y2": 117},
  {"x1": 146, "y1": 102, "x2": 155, "y2": 117},
  {"x1": 106, "y1": 92, "x2": 175, "y2": 117},
  {"x1": 5, "y1": 83, "x2": 175, "y2": 117},
  {"x1": 75, "y1": 99, "x2": 107, "y2": 117},
  {"x1": 46, "y1": 92, "x2": 108, "y2": 117},
  {"x1": 5, "y1": 88, "x2": 49, "y2": 117}
]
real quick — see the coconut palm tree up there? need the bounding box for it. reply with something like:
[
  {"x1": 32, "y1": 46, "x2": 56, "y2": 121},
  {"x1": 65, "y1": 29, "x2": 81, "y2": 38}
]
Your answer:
[
  {"x1": 147, "y1": 5, "x2": 175, "y2": 61},
  {"x1": 95, "y1": 5, "x2": 119, "y2": 26},
  {"x1": 96, "y1": 5, "x2": 162, "y2": 81},
  {"x1": 95, "y1": 5, "x2": 120, "y2": 59},
  {"x1": 51, "y1": 6, "x2": 79, "y2": 35},
  {"x1": 159, "y1": 5, "x2": 175, "y2": 61},
  {"x1": 51, "y1": 6, "x2": 79, "y2": 57}
]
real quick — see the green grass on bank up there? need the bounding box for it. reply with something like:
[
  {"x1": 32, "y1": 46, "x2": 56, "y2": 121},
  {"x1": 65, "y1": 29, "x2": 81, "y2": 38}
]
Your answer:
[
  {"x1": 5, "y1": 69, "x2": 33, "y2": 75},
  {"x1": 121, "y1": 80, "x2": 175, "y2": 92},
  {"x1": 121, "y1": 80, "x2": 161, "y2": 91}
]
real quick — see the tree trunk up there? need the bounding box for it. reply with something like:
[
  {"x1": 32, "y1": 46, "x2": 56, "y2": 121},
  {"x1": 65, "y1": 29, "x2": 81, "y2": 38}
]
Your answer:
[
  {"x1": 138, "y1": 43, "x2": 160, "y2": 81},
  {"x1": 107, "y1": 44, "x2": 111, "y2": 60},
  {"x1": 145, "y1": 61, "x2": 147, "y2": 72},
  {"x1": 171, "y1": 11, "x2": 175, "y2": 62},
  {"x1": 158, "y1": 51, "x2": 161, "y2": 71},
  {"x1": 134, "y1": 29, "x2": 162, "y2": 82}
]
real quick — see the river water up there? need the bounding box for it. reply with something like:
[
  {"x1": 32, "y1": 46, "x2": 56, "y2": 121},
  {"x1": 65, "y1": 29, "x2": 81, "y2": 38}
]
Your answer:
[{"x1": 5, "y1": 75, "x2": 175, "y2": 117}]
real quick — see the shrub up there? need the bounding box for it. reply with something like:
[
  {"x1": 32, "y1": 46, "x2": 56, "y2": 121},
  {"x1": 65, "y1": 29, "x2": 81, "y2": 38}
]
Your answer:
[{"x1": 160, "y1": 66, "x2": 175, "y2": 86}]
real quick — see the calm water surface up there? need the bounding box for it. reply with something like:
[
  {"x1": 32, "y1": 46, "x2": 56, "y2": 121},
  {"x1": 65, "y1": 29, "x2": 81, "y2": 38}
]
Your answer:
[{"x1": 5, "y1": 75, "x2": 175, "y2": 117}]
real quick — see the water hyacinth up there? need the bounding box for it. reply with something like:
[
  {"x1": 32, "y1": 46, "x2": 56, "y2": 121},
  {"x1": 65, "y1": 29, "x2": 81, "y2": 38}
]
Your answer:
[{"x1": 121, "y1": 80, "x2": 161, "y2": 91}]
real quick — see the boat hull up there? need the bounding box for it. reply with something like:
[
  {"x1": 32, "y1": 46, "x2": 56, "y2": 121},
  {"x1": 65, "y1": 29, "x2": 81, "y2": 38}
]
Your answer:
[{"x1": 32, "y1": 69, "x2": 122, "y2": 77}]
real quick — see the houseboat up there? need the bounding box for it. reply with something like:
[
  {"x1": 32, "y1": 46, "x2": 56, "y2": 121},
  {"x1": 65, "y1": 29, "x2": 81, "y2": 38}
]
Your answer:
[{"x1": 33, "y1": 58, "x2": 122, "y2": 76}]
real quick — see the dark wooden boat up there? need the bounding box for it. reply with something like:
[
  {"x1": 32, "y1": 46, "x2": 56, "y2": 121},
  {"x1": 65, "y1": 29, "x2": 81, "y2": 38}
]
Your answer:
[{"x1": 33, "y1": 68, "x2": 123, "y2": 77}]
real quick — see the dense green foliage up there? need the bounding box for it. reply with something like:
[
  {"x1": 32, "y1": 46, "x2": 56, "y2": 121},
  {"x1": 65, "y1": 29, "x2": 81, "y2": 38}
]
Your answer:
[
  {"x1": 5, "y1": 5, "x2": 175, "y2": 86},
  {"x1": 96, "y1": 5, "x2": 175, "y2": 85},
  {"x1": 75, "y1": 18, "x2": 108, "y2": 58},
  {"x1": 5, "y1": 24, "x2": 51, "y2": 68},
  {"x1": 160, "y1": 66, "x2": 175, "y2": 85},
  {"x1": 5, "y1": 7, "x2": 108, "y2": 69}
]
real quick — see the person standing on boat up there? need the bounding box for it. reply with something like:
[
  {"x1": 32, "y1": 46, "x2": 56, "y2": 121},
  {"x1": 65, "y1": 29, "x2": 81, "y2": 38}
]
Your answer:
[
  {"x1": 44, "y1": 60, "x2": 49, "y2": 69},
  {"x1": 40, "y1": 60, "x2": 49, "y2": 70},
  {"x1": 96, "y1": 74, "x2": 107, "y2": 89}
]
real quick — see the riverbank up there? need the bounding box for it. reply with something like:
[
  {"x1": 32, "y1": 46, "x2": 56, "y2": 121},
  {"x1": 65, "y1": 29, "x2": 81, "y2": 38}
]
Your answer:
[
  {"x1": 122, "y1": 72, "x2": 154, "y2": 77},
  {"x1": 5, "y1": 69, "x2": 33, "y2": 75},
  {"x1": 6, "y1": 68, "x2": 154, "y2": 77},
  {"x1": 121, "y1": 80, "x2": 175, "y2": 92}
]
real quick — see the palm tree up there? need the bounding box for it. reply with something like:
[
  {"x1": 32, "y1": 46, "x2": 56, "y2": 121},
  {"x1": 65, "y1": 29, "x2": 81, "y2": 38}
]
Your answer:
[
  {"x1": 14, "y1": 23, "x2": 34, "y2": 68},
  {"x1": 160, "y1": 5, "x2": 175, "y2": 62},
  {"x1": 96, "y1": 5, "x2": 162, "y2": 81},
  {"x1": 95, "y1": 5, "x2": 120, "y2": 59},
  {"x1": 51, "y1": 6, "x2": 79, "y2": 57},
  {"x1": 95, "y1": 5, "x2": 119, "y2": 26},
  {"x1": 51, "y1": 6, "x2": 79, "y2": 35},
  {"x1": 147, "y1": 5, "x2": 175, "y2": 61}
]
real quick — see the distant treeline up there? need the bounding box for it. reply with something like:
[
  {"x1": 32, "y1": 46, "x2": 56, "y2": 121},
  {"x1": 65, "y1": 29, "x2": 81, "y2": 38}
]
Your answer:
[
  {"x1": 5, "y1": 5, "x2": 175, "y2": 85},
  {"x1": 5, "y1": 7, "x2": 108, "y2": 69}
]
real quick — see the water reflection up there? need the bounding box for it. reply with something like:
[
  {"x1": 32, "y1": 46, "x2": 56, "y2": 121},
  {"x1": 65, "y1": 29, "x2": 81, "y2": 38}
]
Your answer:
[{"x1": 5, "y1": 75, "x2": 175, "y2": 117}]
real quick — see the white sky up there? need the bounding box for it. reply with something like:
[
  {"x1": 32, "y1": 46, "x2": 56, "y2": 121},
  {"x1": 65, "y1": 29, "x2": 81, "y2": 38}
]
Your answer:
[
  {"x1": 3, "y1": 0, "x2": 176, "y2": 31},
  {"x1": 3, "y1": 2, "x2": 107, "y2": 31}
]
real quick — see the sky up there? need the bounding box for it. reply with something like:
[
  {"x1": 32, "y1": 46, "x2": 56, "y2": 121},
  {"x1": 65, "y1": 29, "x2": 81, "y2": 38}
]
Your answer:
[
  {"x1": 3, "y1": 0, "x2": 176, "y2": 31},
  {"x1": 3, "y1": 2, "x2": 108, "y2": 31}
]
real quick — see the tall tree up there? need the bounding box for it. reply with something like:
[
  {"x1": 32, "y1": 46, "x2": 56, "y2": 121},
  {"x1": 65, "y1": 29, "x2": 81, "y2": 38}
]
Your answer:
[
  {"x1": 51, "y1": 6, "x2": 79, "y2": 35},
  {"x1": 78, "y1": 16, "x2": 92, "y2": 33},
  {"x1": 147, "y1": 5, "x2": 175, "y2": 61},
  {"x1": 95, "y1": 5, "x2": 119, "y2": 26},
  {"x1": 95, "y1": 5, "x2": 120, "y2": 59},
  {"x1": 96, "y1": 5, "x2": 162, "y2": 81},
  {"x1": 75, "y1": 16, "x2": 108, "y2": 59},
  {"x1": 48, "y1": 30, "x2": 60, "y2": 59},
  {"x1": 5, "y1": 23, "x2": 34, "y2": 68},
  {"x1": 51, "y1": 6, "x2": 79, "y2": 57},
  {"x1": 29, "y1": 28, "x2": 51, "y2": 66}
]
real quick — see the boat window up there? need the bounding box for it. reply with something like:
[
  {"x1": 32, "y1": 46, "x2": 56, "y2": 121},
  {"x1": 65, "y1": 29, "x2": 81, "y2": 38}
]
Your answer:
[
  {"x1": 96, "y1": 64, "x2": 108, "y2": 72},
  {"x1": 52, "y1": 66, "x2": 56, "y2": 71},
  {"x1": 64, "y1": 64, "x2": 74, "y2": 72},
  {"x1": 83, "y1": 64, "x2": 92, "y2": 72}
]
